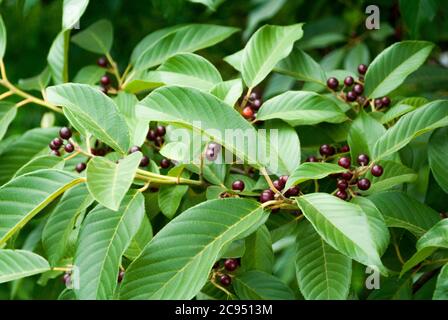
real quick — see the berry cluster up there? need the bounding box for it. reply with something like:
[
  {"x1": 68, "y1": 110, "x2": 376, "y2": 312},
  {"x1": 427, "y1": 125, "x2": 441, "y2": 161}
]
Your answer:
[
  {"x1": 241, "y1": 91, "x2": 262, "y2": 120},
  {"x1": 97, "y1": 56, "x2": 112, "y2": 95},
  {"x1": 146, "y1": 125, "x2": 166, "y2": 148},
  {"x1": 128, "y1": 146, "x2": 150, "y2": 167},
  {"x1": 306, "y1": 144, "x2": 350, "y2": 163},
  {"x1": 48, "y1": 127, "x2": 87, "y2": 173},
  {"x1": 206, "y1": 142, "x2": 221, "y2": 161},
  {"x1": 212, "y1": 258, "x2": 240, "y2": 286},
  {"x1": 326, "y1": 64, "x2": 391, "y2": 110}
]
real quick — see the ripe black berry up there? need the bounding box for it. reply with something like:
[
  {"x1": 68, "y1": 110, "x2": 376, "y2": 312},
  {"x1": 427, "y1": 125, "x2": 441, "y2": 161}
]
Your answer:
[
  {"x1": 97, "y1": 56, "x2": 108, "y2": 68},
  {"x1": 155, "y1": 136, "x2": 164, "y2": 147},
  {"x1": 341, "y1": 171, "x2": 353, "y2": 181},
  {"x1": 344, "y1": 76, "x2": 354, "y2": 86},
  {"x1": 381, "y1": 96, "x2": 391, "y2": 107},
  {"x1": 374, "y1": 98, "x2": 382, "y2": 108},
  {"x1": 232, "y1": 180, "x2": 245, "y2": 191},
  {"x1": 320, "y1": 144, "x2": 335, "y2": 157},
  {"x1": 357, "y1": 154, "x2": 370, "y2": 166},
  {"x1": 249, "y1": 92, "x2": 259, "y2": 100},
  {"x1": 346, "y1": 91, "x2": 357, "y2": 102},
  {"x1": 340, "y1": 145, "x2": 350, "y2": 153},
  {"x1": 118, "y1": 271, "x2": 125, "y2": 283},
  {"x1": 100, "y1": 75, "x2": 111, "y2": 86},
  {"x1": 140, "y1": 156, "x2": 149, "y2": 167},
  {"x1": 327, "y1": 77, "x2": 339, "y2": 90},
  {"x1": 224, "y1": 259, "x2": 238, "y2": 272},
  {"x1": 242, "y1": 106, "x2": 254, "y2": 119},
  {"x1": 337, "y1": 179, "x2": 349, "y2": 190},
  {"x1": 52, "y1": 138, "x2": 63, "y2": 148},
  {"x1": 129, "y1": 146, "x2": 141, "y2": 154},
  {"x1": 371, "y1": 164, "x2": 384, "y2": 177},
  {"x1": 285, "y1": 186, "x2": 300, "y2": 197},
  {"x1": 279, "y1": 175, "x2": 289, "y2": 185},
  {"x1": 336, "y1": 190, "x2": 348, "y2": 200},
  {"x1": 220, "y1": 274, "x2": 231, "y2": 286},
  {"x1": 62, "y1": 273, "x2": 71, "y2": 286},
  {"x1": 156, "y1": 125, "x2": 166, "y2": 137},
  {"x1": 353, "y1": 84, "x2": 364, "y2": 95},
  {"x1": 160, "y1": 158, "x2": 171, "y2": 169},
  {"x1": 206, "y1": 148, "x2": 217, "y2": 161},
  {"x1": 64, "y1": 143, "x2": 74, "y2": 153},
  {"x1": 260, "y1": 189, "x2": 274, "y2": 203},
  {"x1": 358, "y1": 64, "x2": 368, "y2": 75},
  {"x1": 75, "y1": 162, "x2": 87, "y2": 173},
  {"x1": 50, "y1": 150, "x2": 60, "y2": 157},
  {"x1": 147, "y1": 129, "x2": 157, "y2": 141},
  {"x1": 338, "y1": 157, "x2": 351, "y2": 169},
  {"x1": 59, "y1": 127, "x2": 72, "y2": 140},
  {"x1": 357, "y1": 178, "x2": 371, "y2": 191}
]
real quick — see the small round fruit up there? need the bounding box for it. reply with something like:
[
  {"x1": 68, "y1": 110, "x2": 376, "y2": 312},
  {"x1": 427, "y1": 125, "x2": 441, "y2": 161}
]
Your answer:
[
  {"x1": 220, "y1": 274, "x2": 232, "y2": 286},
  {"x1": 306, "y1": 156, "x2": 318, "y2": 162},
  {"x1": 242, "y1": 106, "x2": 254, "y2": 119},
  {"x1": 381, "y1": 96, "x2": 391, "y2": 107},
  {"x1": 327, "y1": 77, "x2": 339, "y2": 90},
  {"x1": 260, "y1": 190, "x2": 275, "y2": 203},
  {"x1": 337, "y1": 179, "x2": 349, "y2": 190},
  {"x1": 341, "y1": 171, "x2": 353, "y2": 181},
  {"x1": 59, "y1": 127, "x2": 72, "y2": 140},
  {"x1": 344, "y1": 76, "x2": 354, "y2": 86},
  {"x1": 273, "y1": 179, "x2": 284, "y2": 191},
  {"x1": 224, "y1": 259, "x2": 238, "y2": 272},
  {"x1": 285, "y1": 186, "x2": 300, "y2": 197},
  {"x1": 129, "y1": 146, "x2": 141, "y2": 154},
  {"x1": 346, "y1": 91, "x2": 357, "y2": 102},
  {"x1": 206, "y1": 148, "x2": 217, "y2": 161},
  {"x1": 160, "y1": 158, "x2": 171, "y2": 169},
  {"x1": 374, "y1": 98, "x2": 383, "y2": 108},
  {"x1": 371, "y1": 164, "x2": 384, "y2": 177},
  {"x1": 251, "y1": 99, "x2": 262, "y2": 110},
  {"x1": 140, "y1": 156, "x2": 149, "y2": 167},
  {"x1": 146, "y1": 129, "x2": 157, "y2": 141},
  {"x1": 62, "y1": 273, "x2": 71, "y2": 286},
  {"x1": 75, "y1": 163, "x2": 86, "y2": 173},
  {"x1": 155, "y1": 136, "x2": 164, "y2": 147},
  {"x1": 358, "y1": 64, "x2": 368, "y2": 75},
  {"x1": 52, "y1": 138, "x2": 63, "y2": 148},
  {"x1": 232, "y1": 180, "x2": 245, "y2": 191},
  {"x1": 336, "y1": 190, "x2": 348, "y2": 200},
  {"x1": 357, "y1": 178, "x2": 371, "y2": 191},
  {"x1": 320, "y1": 144, "x2": 335, "y2": 157},
  {"x1": 338, "y1": 157, "x2": 351, "y2": 169},
  {"x1": 100, "y1": 75, "x2": 111, "y2": 86},
  {"x1": 279, "y1": 175, "x2": 289, "y2": 185},
  {"x1": 117, "y1": 271, "x2": 125, "y2": 283},
  {"x1": 353, "y1": 83, "x2": 364, "y2": 95},
  {"x1": 357, "y1": 154, "x2": 370, "y2": 166},
  {"x1": 50, "y1": 150, "x2": 60, "y2": 157},
  {"x1": 340, "y1": 145, "x2": 350, "y2": 153},
  {"x1": 97, "y1": 56, "x2": 108, "y2": 68},
  {"x1": 156, "y1": 125, "x2": 166, "y2": 137},
  {"x1": 249, "y1": 92, "x2": 259, "y2": 100},
  {"x1": 64, "y1": 143, "x2": 74, "y2": 153}
]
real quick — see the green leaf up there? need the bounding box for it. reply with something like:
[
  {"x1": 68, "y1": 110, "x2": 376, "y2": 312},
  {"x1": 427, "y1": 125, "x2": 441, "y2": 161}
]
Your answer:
[
  {"x1": 0, "y1": 169, "x2": 83, "y2": 246},
  {"x1": 295, "y1": 221, "x2": 352, "y2": 300},
  {"x1": 380, "y1": 97, "x2": 427, "y2": 124},
  {"x1": 126, "y1": 53, "x2": 222, "y2": 93},
  {"x1": 74, "y1": 191, "x2": 145, "y2": 300},
  {"x1": 223, "y1": 49, "x2": 243, "y2": 72},
  {"x1": 241, "y1": 225, "x2": 274, "y2": 274},
  {"x1": 284, "y1": 163, "x2": 346, "y2": 190},
  {"x1": 187, "y1": 0, "x2": 223, "y2": 11},
  {"x1": 348, "y1": 110, "x2": 386, "y2": 164},
  {"x1": 428, "y1": 128, "x2": 448, "y2": 193},
  {"x1": 136, "y1": 86, "x2": 280, "y2": 174},
  {"x1": 62, "y1": 0, "x2": 89, "y2": 30},
  {"x1": 373, "y1": 100, "x2": 448, "y2": 161},
  {"x1": 13, "y1": 155, "x2": 65, "y2": 178},
  {"x1": 158, "y1": 167, "x2": 190, "y2": 219},
  {"x1": 295, "y1": 193, "x2": 387, "y2": 274},
  {"x1": 434, "y1": 264, "x2": 448, "y2": 300},
  {"x1": 211, "y1": 78, "x2": 243, "y2": 107},
  {"x1": 72, "y1": 19, "x2": 113, "y2": 54},
  {"x1": 0, "y1": 102, "x2": 17, "y2": 142},
  {"x1": 256, "y1": 91, "x2": 347, "y2": 126},
  {"x1": 0, "y1": 250, "x2": 50, "y2": 284},
  {"x1": 344, "y1": 43, "x2": 370, "y2": 74},
  {"x1": 42, "y1": 183, "x2": 93, "y2": 265},
  {"x1": 124, "y1": 215, "x2": 152, "y2": 261},
  {"x1": 86, "y1": 152, "x2": 142, "y2": 211},
  {"x1": 133, "y1": 24, "x2": 238, "y2": 72},
  {"x1": 0, "y1": 127, "x2": 59, "y2": 184},
  {"x1": 241, "y1": 23, "x2": 304, "y2": 88},
  {"x1": 47, "y1": 30, "x2": 70, "y2": 84},
  {"x1": 368, "y1": 191, "x2": 440, "y2": 237},
  {"x1": 233, "y1": 271, "x2": 294, "y2": 300},
  {"x1": 18, "y1": 67, "x2": 51, "y2": 91},
  {"x1": 243, "y1": 0, "x2": 287, "y2": 39},
  {"x1": 401, "y1": 219, "x2": 448, "y2": 275},
  {"x1": 119, "y1": 198, "x2": 267, "y2": 299},
  {"x1": 364, "y1": 41, "x2": 434, "y2": 98},
  {"x1": 0, "y1": 14, "x2": 5, "y2": 60},
  {"x1": 276, "y1": 48, "x2": 327, "y2": 85},
  {"x1": 73, "y1": 65, "x2": 105, "y2": 85},
  {"x1": 399, "y1": 0, "x2": 438, "y2": 39},
  {"x1": 47, "y1": 83, "x2": 131, "y2": 154},
  {"x1": 361, "y1": 160, "x2": 417, "y2": 195}
]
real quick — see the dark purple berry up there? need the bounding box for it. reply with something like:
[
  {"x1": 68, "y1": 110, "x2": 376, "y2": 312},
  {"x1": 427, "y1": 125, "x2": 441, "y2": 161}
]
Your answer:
[
  {"x1": 129, "y1": 146, "x2": 141, "y2": 154},
  {"x1": 358, "y1": 64, "x2": 368, "y2": 75},
  {"x1": 50, "y1": 150, "x2": 60, "y2": 157},
  {"x1": 336, "y1": 190, "x2": 348, "y2": 200},
  {"x1": 346, "y1": 91, "x2": 357, "y2": 102},
  {"x1": 155, "y1": 136, "x2": 164, "y2": 147},
  {"x1": 249, "y1": 92, "x2": 260, "y2": 100},
  {"x1": 62, "y1": 273, "x2": 71, "y2": 286},
  {"x1": 279, "y1": 175, "x2": 289, "y2": 185},
  {"x1": 285, "y1": 186, "x2": 300, "y2": 197},
  {"x1": 337, "y1": 179, "x2": 349, "y2": 190},
  {"x1": 97, "y1": 56, "x2": 108, "y2": 68},
  {"x1": 224, "y1": 259, "x2": 238, "y2": 272},
  {"x1": 59, "y1": 127, "x2": 72, "y2": 140},
  {"x1": 160, "y1": 158, "x2": 171, "y2": 169},
  {"x1": 100, "y1": 75, "x2": 111, "y2": 86},
  {"x1": 381, "y1": 96, "x2": 391, "y2": 107},
  {"x1": 64, "y1": 143, "x2": 74, "y2": 153},
  {"x1": 52, "y1": 138, "x2": 63, "y2": 148},
  {"x1": 340, "y1": 145, "x2": 350, "y2": 153},
  {"x1": 260, "y1": 189, "x2": 275, "y2": 203},
  {"x1": 272, "y1": 179, "x2": 285, "y2": 191},
  {"x1": 320, "y1": 144, "x2": 335, "y2": 157},
  {"x1": 374, "y1": 98, "x2": 383, "y2": 108},
  {"x1": 338, "y1": 157, "x2": 351, "y2": 169},
  {"x1": 357, "y1": 178, "x2": 371, "y2": 191},
  {"x1": 75, "y1": 163, "x2": 86, "y2": 173},
  {"x1": 353, "y1": 84, "x2": 364, "y2": 95},
  {"x1": 147, "y1": 129, "x2": 157, "y2": 141},
  {"x1": 357, "y1": 154, "x2": 370, "y2": 166},
  {"x1": 327, "y1": 77, "x2": 339, "y2": 90},
  {"x1": 251, "y1": 99, "x2": 262, "y2": 110},
  {"x1": 220, "y1": 274, "x2": 231, "y2": 286},
  {"x1": 306, "y1": 156, "x2": 318, "y2": 162},
  {"x1": 118, "y1": 271, "x2": 125, "y2": 283},
  {"x1": 156, "y1": 125, "x2": 166, "y2": 137},
  {"x1": 371, "y1": 164, "x2": 384, "y2": 177},
  {"x1": 341, "y1": 171, "x2": 353, "y2": 181},
  {"x1": 232, "y1": 180, "x2": 245, "y2": 191},
  {"x1": 206, "y1": 148, "x2": 217, "y2": 161},
  {"x1": 344, "y1": 76, "x2": 354, "y2": 86},
  {"x1": 140, "y1": 156, "x2": 149, "y2": 167}
]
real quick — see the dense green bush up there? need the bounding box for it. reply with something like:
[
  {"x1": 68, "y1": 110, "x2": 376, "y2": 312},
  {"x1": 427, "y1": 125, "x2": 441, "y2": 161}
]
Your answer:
[{"x1": 0, "y1": 0, "x2": 447, "y2": 300}]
